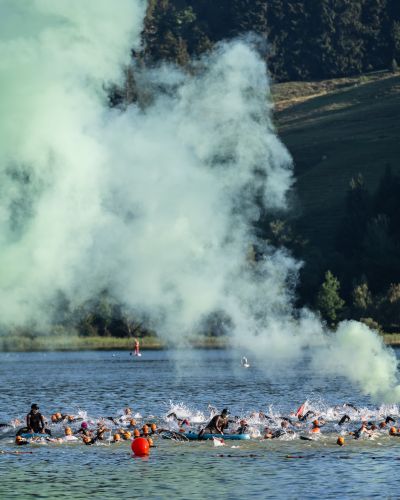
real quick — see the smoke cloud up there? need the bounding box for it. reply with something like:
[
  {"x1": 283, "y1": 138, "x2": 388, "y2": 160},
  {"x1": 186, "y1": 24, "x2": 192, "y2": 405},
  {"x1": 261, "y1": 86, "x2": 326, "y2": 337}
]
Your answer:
[{"x1": 0, "y1": 0, "x2": 399, "y2": 401}]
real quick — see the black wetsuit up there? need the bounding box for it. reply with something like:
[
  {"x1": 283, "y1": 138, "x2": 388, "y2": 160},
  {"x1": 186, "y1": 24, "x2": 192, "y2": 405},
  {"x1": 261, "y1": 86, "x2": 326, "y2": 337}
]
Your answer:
[{"x1": 27, "y1": 411, "x2": 45, "y2": 433}]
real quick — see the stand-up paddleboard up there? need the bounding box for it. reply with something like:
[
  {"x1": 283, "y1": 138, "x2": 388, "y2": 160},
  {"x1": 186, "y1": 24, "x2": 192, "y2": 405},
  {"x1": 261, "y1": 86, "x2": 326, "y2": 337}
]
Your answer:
[
  {"x1": 183, "y1": 432, "x2": 250, "y2": 441},
  {"x1": 18, "y1": 433, "x2": 47, "y2": 439}
]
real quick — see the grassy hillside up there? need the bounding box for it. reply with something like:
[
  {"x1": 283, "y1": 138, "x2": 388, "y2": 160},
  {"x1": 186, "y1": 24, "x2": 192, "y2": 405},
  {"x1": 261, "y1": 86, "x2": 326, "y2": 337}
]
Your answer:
[{"x1": 273, "y1": 72, "x2": 400, "y2": 252}]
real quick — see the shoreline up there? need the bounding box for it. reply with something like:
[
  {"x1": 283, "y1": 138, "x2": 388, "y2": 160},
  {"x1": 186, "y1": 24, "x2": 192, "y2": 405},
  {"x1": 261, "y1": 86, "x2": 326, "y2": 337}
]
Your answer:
[{"x1": 1, "y1": 333, "x2": 400, "y2": 352}]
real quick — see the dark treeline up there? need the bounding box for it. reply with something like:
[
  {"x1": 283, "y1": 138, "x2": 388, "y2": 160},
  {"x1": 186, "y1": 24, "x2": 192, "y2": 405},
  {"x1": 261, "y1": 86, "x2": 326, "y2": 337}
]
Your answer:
[
  {"x1": 142, "y1": 0, "x2": 400, "y2": 82},
  {"x1": 271, "y1": 167, "x2": 400, "y2": 332}
]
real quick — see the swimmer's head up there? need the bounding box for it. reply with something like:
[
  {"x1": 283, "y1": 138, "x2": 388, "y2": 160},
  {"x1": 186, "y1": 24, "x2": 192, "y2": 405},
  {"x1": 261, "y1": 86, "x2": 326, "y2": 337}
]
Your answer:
[
  {"x1": 31, "y1": 404, "x2": 39, "y2": 413},
  {"x1": 133, "y1": 429, "x2": 140, "y2": 438},
  {"x1": 147, "y1": 437, "x2": 154, "y2": 447},
  {"x1": 15, "y1": 436, "x2": 24, "y2": 444},
  {"x1": 337, "y1": 436, "x2": 345, "y2": 446},
  {"x1": 68, "y1": 415, "x2": 75, "y2": 422},
  {"x1": 113, "y1": 433, "x2": 121, "y2": 442},
  {"x1": 51, "y1": 414, "x2": 58, "y2": 423},
  {"x1": 150, "y1": 423, "x2": 157, "y2": 433},
  {"x1": 124, "y1": 408, "x2": 132, "y2": 415},
  {"x1": 390, "y1": 426, "x2": 397, "y2": 435},
  {"x1": 379, "y1": 422, "x2": 386, "y2": 429},
  {"x1": 142, "y1": 425, "x2": 149, "y2": 435},
  {"x1": 81, "y1": 422, "x2": 88, "y2": 429},
  {"x1": 129, "y1": 419, "x2": 136, "y2": 426},
  {"x1": 56, "y1": 412, "x2": 62, "y2": 420},
  {"x1": 65, "y1": 427, "x2": 72, "y2": 436},
  {"x1": 281, "y1": 420, "x2": 288, "y2": 428},
  {"x1": 221, "y1": 409, "x2": 229, "y2": 417},
  {"x1": 312, "y1": 420, "x2": 319, "y2": 427},
  {"x1": 123, "y1": 431, "x2": 131, "y2": 440},
  {"x1": 82, "y1": 436, "x2": 92, "y2": 444}
]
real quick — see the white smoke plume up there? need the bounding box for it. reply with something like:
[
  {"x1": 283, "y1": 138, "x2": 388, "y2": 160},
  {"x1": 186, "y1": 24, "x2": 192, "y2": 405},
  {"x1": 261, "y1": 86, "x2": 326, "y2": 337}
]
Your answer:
[{"x1": 0, "y1": 0, "x2": 399, "y2": 401}]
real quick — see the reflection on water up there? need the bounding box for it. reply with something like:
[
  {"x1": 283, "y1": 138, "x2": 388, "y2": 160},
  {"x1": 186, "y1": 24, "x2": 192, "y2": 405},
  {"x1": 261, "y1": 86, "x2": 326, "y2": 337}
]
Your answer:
[{"x1": 0, "y1": 349, "x2": 399, "y2": 499}]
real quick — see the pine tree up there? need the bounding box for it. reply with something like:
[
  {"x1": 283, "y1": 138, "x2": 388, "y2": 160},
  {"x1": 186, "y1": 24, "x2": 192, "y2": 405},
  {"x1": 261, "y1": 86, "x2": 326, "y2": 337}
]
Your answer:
[{"x1": 316, "y1": 270, "x2": 345, "y2": 324}]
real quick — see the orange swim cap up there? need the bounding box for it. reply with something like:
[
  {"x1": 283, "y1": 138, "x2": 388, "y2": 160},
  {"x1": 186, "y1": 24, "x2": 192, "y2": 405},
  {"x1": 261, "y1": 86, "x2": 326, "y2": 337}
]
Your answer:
[
  {"x1": 68, "y1": 415, "x2": 75, "y2": 422},
  {"x1": 56, "y1": 413, "x2": 62, "y2": 420},
  {"x1": 82, "y1": 436, "x2": 92, "y2": 444},
  {"x1": 312, "y1": 420, "x2": 319, "y2": 426},
  {"x1": 311, "y1": 427, "x2": 320, "y2": 433},
  {"x1": 379, "y1": 422, "x2": 386, "y2": 429},
  {"x1": 147, "y1": 437, "x2": 154, "y2": 447},
  {"x1": 15, "y1": 436, "x2": 23, "y2": 443},
  {"x1": 51, "y1": 414, "x2": 58, "y2": 422},
  {"x1": 390, "y1": 426, "x2": 397, "y2": 435},
  {"x1": 151, "y1": 423, "x2": 157, "y2": 432},
  {"x1": 133, "y1": 429, "x2": 140, "y2": 438},
  {"x1": 129, "y1": 419, "x2": 136, "y2": 426},
  {"x1": 65, "y1": 427, "x2": 72, "y2": 436},
  {"x1": 142, "y1": 425, "x2": 149, "y2": 435},
  {"x1": 337, "y1": 436, "x2": 345, "y2": 446},
  {"x1": 113, "y1": 433, "x2": 121, "y2": 442}
]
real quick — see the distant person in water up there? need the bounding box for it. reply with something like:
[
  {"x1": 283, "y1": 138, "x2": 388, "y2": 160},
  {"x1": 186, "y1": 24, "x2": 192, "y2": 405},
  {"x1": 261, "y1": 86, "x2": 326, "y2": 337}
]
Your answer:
[
  {"x1": 198, "y1": 408, "x2": 230, "y2": 438},
  {"x1": 134, "y1": 338, "x2": 140, "y2": 356}
]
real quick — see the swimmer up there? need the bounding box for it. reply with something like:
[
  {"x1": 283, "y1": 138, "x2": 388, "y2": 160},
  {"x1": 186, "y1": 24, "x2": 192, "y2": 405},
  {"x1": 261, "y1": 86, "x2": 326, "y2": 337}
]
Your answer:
[
  {"x1": 338, "y1": 415, "x2": 351, "y2": 426},
  {"x1": 236, "y1": 420, "x2": 249, "y2": 435},
  {"x1": 298, "y1": 411, "x2": 315, "y2": 422},
  {"x1": 95, "y1": 422, "x2": 110, "y2": 440},
  {"x1": 311, "y1": 420, "x2": 321, "y2": 434},
  {"x1": 167, "y1": 413, "x2": 190, "y2": 427},
  {"x1": 15, "y1": 435, "x2": 29, "y2": 446},
  {"x1": 353, "y1": 422, "x2": 372, "y2": 439},
  {"x1": 198, "y1": 408, "x2": 230, "y2": 439}
]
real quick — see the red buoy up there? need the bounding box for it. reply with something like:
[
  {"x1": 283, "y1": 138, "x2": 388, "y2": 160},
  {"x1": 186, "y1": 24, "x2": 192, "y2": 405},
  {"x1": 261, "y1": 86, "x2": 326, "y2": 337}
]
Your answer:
[{"x1": 131, "y1": 437, "x2": 150, "y2": 457}]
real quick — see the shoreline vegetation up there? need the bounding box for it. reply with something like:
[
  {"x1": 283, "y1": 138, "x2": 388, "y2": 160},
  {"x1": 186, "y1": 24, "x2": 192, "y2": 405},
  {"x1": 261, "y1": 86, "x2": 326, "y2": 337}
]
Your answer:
[{"x1": 1, "y1": 333, "x2": 400, "y2": 352}]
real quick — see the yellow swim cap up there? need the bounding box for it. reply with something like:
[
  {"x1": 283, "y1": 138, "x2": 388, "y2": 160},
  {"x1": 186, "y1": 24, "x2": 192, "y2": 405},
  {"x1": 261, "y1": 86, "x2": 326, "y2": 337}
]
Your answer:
[
  {"x1": 337, "y1": 436, "x2": 345, "y2": 446},
  {"x1": 123, "y1": 431, "x2": 131, "y2": 439}
]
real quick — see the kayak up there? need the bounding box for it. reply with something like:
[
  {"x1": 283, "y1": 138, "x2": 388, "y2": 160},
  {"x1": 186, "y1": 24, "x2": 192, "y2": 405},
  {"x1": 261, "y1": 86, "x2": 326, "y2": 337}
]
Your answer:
[{"x1": 183, "y1": 432, "x2": 250, "y2": 441}]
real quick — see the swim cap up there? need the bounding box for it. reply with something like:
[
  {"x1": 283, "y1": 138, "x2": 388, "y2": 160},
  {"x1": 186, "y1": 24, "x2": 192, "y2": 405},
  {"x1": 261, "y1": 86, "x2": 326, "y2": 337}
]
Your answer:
[
  {"x1": 15, "y1": 436, "x2": 23, "y2": 443},
  {"x1": 65, "y1": 427, "x2": 72, "y2": 436},
  {"x1": 147, "y1": 437, "x2": 154, "y2": 447},
  {"x1": 390, "y1": 426, "x2": 397, "y2": 435},
  {"x1": 337, "y1": 437, "x2": 345, "y2": 446},
  {"x1": 123, "y1": 431, "x2": 131, "y2": 439},
  {"x1": 113, "y1": 433, "x2": 121, "y2": 442},
  {"x1": 56, "y1": 413, "x2": 62, "y2": 420},
  {"x1": 51, "y1": 414, "x2": 58, "y2": 422},
  {"x1": 134, "y1": 429, "x2": 140, "y2": 437},
  {"x1": 81, "y1": 422, "x2": 88, "y2": 429},
  {"x1": 150, "y1": 423, "x2": 157, "y2": 432},
  {"x1": 312, "y1": 420, "x2": 319, "y2": 426},
  {"x1": 68, "y1": 415, "x2": 75, "y2": 422},
  {"x1": 82, "y1": 436, "x2": 92, "y2": 444},
  {"x1": 129, "y1": 419, "x2": 136, "y2": 426},
  {"x1": 31, "y1": 404, "x2": 39, "y2": 410},
  {"x1": 379, "y1": 422, "x2": 386, "y2": 428},
  {"x1": 142, "y1": 425, "x2": 149, "y2": 435},
  {"x1": 311, "y1": 427, "x2": 320, "y2": 433}
]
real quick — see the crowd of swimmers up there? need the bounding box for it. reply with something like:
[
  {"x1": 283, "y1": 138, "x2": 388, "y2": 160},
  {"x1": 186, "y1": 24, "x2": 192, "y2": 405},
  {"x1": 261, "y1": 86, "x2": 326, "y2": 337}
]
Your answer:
[{"x1": 2, "y1": 402, "x2": 400, "y2": 448}]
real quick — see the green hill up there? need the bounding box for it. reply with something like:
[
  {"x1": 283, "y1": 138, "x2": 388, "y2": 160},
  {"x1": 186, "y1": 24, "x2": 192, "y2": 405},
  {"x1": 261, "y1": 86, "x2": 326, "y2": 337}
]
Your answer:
[{"x1": 274, "y1": 72, "x2": 400, "y2": 252}]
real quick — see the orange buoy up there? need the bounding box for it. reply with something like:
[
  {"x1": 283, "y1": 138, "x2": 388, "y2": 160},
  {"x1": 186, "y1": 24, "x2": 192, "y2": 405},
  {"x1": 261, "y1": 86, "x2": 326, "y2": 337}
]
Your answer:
[{"x1": 131, "y1": 437, "x2": 150, "y2": 457}]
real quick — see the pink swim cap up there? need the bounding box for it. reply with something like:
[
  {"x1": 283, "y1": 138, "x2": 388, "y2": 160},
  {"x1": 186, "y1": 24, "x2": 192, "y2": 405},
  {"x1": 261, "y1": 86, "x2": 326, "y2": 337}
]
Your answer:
[{"x1": 81, "y1": 422, "x2": 88, "y2": 429}]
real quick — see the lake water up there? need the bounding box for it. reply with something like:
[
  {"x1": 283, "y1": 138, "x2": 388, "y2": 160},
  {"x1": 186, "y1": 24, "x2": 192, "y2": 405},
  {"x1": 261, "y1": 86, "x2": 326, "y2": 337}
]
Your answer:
[{"x1": 1, "y1": 349, "x2": 400, "y2": 499}]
